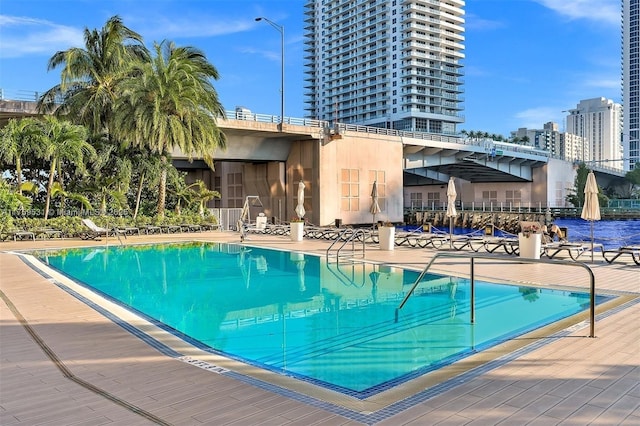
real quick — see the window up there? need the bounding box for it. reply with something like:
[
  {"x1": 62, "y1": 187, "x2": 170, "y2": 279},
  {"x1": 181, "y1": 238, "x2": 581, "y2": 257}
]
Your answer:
[
  {"x1": 482, "y1": 191, "x2": 498, "y2": 206},
  {"x1": 410, "y1": 192, "x2": 422, "y2": 209},
  {"x1": 426, "y1": 192, "x2": 440, "y2": 209},
  {"x1": 505, "y1": 190, "x2": 522, "y2": 207},
  {"x1": 213, "y1": 176, "x2": 221, "y2": 208},
  {"x1": 341, "y1": 169, "x2": 360, "y2": 211},
  {"x1": 227, "y1": 172, "x2": 243, "y2": 208}
]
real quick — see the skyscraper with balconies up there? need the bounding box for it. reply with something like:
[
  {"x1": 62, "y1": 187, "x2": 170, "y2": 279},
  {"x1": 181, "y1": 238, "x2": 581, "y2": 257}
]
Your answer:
[
  {"x1": 623, "y1": 0, "x2": 639, "y2": 170},
  {"x1": 303, "y1": 0, "x2": 465, "y2": 135}
]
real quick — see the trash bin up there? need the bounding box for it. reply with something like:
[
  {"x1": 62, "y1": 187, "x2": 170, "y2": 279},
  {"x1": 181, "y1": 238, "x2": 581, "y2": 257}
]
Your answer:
[{"x1": 335, "y1": 219, "x2": 342, "y2": 227}]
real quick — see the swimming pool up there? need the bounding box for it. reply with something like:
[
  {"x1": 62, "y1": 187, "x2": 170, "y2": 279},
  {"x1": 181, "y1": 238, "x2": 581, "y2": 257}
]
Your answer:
[{"x1": 34, "y1": 242, "x2": 608, "y2": 398}]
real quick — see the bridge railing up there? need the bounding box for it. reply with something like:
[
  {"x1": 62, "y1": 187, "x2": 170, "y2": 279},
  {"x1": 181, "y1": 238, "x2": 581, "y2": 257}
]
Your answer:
[
  {"x1": 223, "y1": 110, "x2": 327, "y2": 128},
  {"x1": 0, "y1": 89, "x2": 43, "y2": 102}
]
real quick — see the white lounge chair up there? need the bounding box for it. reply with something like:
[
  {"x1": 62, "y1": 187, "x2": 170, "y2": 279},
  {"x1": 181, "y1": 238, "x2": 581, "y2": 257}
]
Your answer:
[
  {"x1": 81, "y1": 218, "x2": 126, "y2": 240},
  {"x1": 603, "y1": 245, "x2": 640, "y2": 265}
]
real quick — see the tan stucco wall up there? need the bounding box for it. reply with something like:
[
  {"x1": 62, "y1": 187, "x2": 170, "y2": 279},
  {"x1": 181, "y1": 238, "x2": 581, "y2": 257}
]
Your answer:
[
  {"x1": 316, "y1": 132, "x2": 404, "y2": 226},
  {"x1": 200, "y1": 132, "x2": 405, "y2": 227}
]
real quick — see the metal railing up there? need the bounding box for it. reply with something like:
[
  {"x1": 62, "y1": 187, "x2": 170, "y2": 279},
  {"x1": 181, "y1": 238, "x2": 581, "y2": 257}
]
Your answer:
[
  {"x1": 326, "y1": 228, "x2": 367, "y2": 262},
  {"x1": 223, "y1": 110, "x2": 327, "y2": 128},
  {"x1": 395, "y1": 252, "x2": 596, "y2": 337}
]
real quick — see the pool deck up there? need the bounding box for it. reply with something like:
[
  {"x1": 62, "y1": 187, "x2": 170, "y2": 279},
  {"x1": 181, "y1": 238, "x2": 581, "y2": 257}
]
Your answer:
[{"x1": 1, "y1": 230, "x2": 639, "y2": 425}]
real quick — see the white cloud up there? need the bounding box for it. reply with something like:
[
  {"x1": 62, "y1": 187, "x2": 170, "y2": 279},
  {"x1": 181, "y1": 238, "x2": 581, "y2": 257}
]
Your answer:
[
  {"x1": 144, "y1": 17, "x2": 255, "y2": 39},
  {"x1": 0, "y1": 15, "x2": 84, "y2": 58},
  {"x1": 533, "y1": 0, "x2": 619, "y2": 25},
  {"x1": 238, "y1": 46, "x2": 279, "y2": 62},
  {"x1": 583, "y1": 77, "x2": 622, "y2": 90},
  {"x1": 465, "y1": 13, "x2": 505, "y2": 31},
  {"x1": 514, "y1": 106, "x2": 563, "y2": 129}
]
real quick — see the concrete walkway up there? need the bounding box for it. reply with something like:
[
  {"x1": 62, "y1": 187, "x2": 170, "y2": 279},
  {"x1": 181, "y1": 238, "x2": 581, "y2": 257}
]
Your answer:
[{"x1": 1, "y1": 230, "x2": 638, "y2": 425}]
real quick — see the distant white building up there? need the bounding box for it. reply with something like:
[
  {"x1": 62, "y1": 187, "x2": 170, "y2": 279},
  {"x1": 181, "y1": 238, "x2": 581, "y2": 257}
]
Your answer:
[
  {"x1": 561, "y1": 132, "x2": 590, "y2": 163},
  {"x1": 511, "y1": 122, "x2": 589, "y2": 162},
  {"x1": 564, "y1": 97, "x2": 623, "y2": 170}
]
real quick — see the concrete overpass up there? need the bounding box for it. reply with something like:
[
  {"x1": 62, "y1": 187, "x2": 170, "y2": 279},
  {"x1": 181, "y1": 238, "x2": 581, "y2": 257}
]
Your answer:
[{"x1": 0, "y1": 98, "x2": 627, "y2": 188}]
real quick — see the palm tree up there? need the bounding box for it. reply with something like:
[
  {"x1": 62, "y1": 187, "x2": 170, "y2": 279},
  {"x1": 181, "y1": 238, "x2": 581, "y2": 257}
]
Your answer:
[
  {"x1": 169, "y1": 175, "x2": 197, "y2": 216},
  {"x1": 38, "y1": 15, "x2": 149, "y2": 137},
  {"x1": 190, "y1": 180, "x2": 220, "y2": 217},
  {"x1": 37, "y1": 16, "x2": 149, "y2": 218},
  {"x1": 0, "y1": 118, "x2": 43, "y2": 195},
  {"x1": 129, "y1": 151, "x2": 163, "y2": 219},
  {"x1": 49, "y1": 181, "x2": 92, "y2": 212},
  {"x1": 84, "y1": 143, "x2": 132, "y2": 215},
  {"x1": 39, "y1": 116, "x2": 96, "y2": 219},
  {"x1": 113, "y1": 40, "x2": 227, "y2": 216}
]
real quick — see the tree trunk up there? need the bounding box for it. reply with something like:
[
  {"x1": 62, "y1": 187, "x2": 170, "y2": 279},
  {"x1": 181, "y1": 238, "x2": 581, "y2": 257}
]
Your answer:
[
  {"x1": 133, "y1": 172, "x2": 145, "y2": 220},
  {"x1": 101, "y1": 192, "x2": 107, "y2": 216},
  {"x1": 16, "y1": 158, "x2": 23, "y2": 196},
  {"x1": 57, "y1": 164, "x2": 65, "y2": 214},
  {"x1": 44, "y1": 161, "x2": 56, "y2": 220},
  {"x1": 158, "y1": 166, "x2": 167, "y2": 218}
]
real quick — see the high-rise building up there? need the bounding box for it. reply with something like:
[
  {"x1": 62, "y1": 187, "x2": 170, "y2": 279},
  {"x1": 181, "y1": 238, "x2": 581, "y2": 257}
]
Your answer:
[
  {"x1": 623, "y1": 0, "x2": 639, "y2": 170},
  {"x1": 510, "y1": 122, "x2": 589, "y2": 162},
  {"x1": 565, "y1": 97, "x2": 624, "y2": 170},
  {"x1": 303, "y1": 0, "x2": 465, "y2": 135}
]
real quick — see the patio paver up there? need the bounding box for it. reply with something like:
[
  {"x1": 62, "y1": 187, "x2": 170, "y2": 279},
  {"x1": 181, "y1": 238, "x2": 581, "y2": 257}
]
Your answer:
[{"x1": 1, "y1": 231, "x2": 638, "y2": 425}]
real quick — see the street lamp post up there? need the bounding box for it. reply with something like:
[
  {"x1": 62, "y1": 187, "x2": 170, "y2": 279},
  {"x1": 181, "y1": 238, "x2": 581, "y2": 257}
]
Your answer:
[{"x1": 255, "y1": 17, "x2": 284, "y2": 130}]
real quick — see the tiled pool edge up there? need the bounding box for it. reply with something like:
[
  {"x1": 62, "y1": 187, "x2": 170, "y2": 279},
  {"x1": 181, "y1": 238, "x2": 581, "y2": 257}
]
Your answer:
[{"x1": 13, "y1": 251, "x2": 640, "y2": 425}]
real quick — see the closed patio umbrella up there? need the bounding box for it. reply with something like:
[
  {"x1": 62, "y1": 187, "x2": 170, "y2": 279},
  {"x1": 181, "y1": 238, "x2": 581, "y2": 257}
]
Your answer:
[
  {"x1": 446, "y1": 177, "x2": 457, "y2": 248},
  {"x1": 295, "y1": 181, "x2": 305, "y2": 220},
  {"x1": 370, "y1": 180, "x2": 381, "y2": 228},
  {"x1": 581, "y1": 170, "x2": 601, "y2": 263}
]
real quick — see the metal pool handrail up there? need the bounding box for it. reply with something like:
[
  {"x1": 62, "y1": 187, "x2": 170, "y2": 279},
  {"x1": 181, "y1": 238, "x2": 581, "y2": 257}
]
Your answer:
[
  {"x1": 326, "y1": 228, "x2": 367, "y2": 261},
  {"x1": 395, "y1": 253, "x2": 597, "y2": 338}
]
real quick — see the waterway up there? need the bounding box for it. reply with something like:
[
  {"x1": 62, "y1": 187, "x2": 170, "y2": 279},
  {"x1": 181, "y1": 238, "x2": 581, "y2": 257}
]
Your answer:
[
  {"x1": 426, "y1": 218, "x2": 640, "y2": 250},
  {"x1": 551, "y1": 218, "x2": 640, "y2": 249}
]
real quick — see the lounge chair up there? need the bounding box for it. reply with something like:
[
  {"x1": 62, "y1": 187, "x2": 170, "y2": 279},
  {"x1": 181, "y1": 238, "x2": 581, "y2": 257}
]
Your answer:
[
  {"x1": 543, "y1": 241, "x2": 605, "y2": 261},
  {"x1": 34, "y1": 228, "x2": 63, "y2": 239},
  {"x1": 141, "y1": 225, "x2": 162, "y2": 234},
  {"x1": 467, "y1": 236, "x2": 519, "y2": 255},
  {"x1": 245, "y1": 213, "x2": 268, "y2": 234},
  {"x1": 391, "y1": 224, "x2": 446, "y2": 249},
  {"x1": 200, "y1": 222, "x2": 221, "y2": 231},
  {"x1": 120, "y1": 226, "x2": 140, "y2": 235},
  {"x1": 160, "y1": 224, "x2": 181, "y2": 233},
  {"x1": 603, "y1": 246, "x2": 640, "y2": 265},
  {"x1": 1, "y1": 229, "x2": 35, "y2": 241},
  {"x1": 180, "y1": 223, "x2": 202, "y2": 233},
  {"x1": 81, "y1": 218, "x2": 126, "y2": 240}
]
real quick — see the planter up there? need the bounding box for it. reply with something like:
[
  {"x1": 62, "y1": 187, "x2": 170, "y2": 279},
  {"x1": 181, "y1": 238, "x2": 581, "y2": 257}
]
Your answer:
[
  {"x1": 378, "y1": 226, "x2": 395, "y2": 251},
  {"x1": 290, "y1": 222, "x2": 304, "y2": 242},
  {"x1": 518, "y1": 233, "x2": 542, "y2": 259}
]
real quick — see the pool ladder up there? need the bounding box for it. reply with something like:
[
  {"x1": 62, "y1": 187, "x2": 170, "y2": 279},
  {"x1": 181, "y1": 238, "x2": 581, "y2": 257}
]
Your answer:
[
  {"x1": 395, "y1": 252, "x2": 597, "y2": 338},
  {"x1": 324, "y1": 260, "x2": 367, "y2": 288},
  {"x1": 326, "y1": 228, "x2": 367, "y2": 263}
]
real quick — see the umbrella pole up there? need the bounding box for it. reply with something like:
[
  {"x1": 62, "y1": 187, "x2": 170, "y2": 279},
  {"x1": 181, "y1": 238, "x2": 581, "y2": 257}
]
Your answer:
[
  {"x1": 591, "y1": 221, "x2": 594, "y2": 263},
  {"x1": 449, "y1": 216, "x2": 453, "y2": 249}
]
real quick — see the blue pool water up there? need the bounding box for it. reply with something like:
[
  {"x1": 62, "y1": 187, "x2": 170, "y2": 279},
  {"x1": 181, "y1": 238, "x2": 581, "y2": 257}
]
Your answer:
[{"x1": 35, "y1": 242, "x2": 607, "y2": 397}]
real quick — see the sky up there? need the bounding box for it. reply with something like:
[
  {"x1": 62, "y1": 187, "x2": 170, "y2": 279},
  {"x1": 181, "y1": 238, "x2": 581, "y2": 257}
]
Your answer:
[{"x1": 0, "y1": 0, "x2": 621, "y2": 138}]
